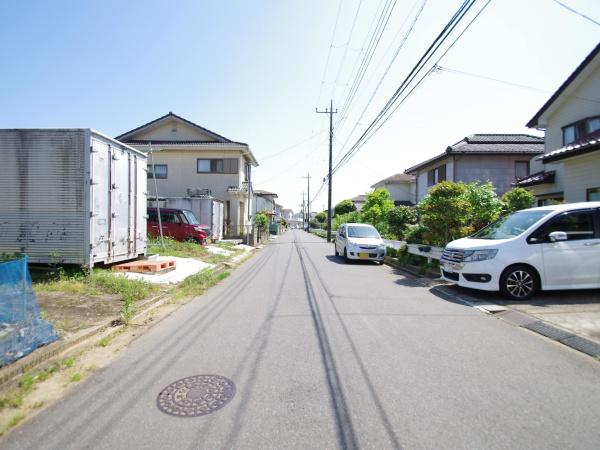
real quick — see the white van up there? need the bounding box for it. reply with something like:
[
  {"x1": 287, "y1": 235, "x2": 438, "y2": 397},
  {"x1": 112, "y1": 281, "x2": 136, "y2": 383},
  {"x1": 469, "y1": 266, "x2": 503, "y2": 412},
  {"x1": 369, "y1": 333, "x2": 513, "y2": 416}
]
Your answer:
[{"x1": 440, "y1": 202, "x2": 600, "y2": 300}]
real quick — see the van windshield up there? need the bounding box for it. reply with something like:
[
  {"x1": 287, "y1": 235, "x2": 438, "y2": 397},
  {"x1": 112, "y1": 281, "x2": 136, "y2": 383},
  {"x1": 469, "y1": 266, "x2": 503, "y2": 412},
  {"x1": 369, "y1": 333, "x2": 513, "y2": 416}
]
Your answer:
[
  {"x1": 472, "y1": 210, "x2": 551, "y2": 240},
  {"x1": 182, "y1": 211, "x2": 199, "y2": 225},
  {"x1": 348, "y1": 226, "x2": 380, "y2": 238}
]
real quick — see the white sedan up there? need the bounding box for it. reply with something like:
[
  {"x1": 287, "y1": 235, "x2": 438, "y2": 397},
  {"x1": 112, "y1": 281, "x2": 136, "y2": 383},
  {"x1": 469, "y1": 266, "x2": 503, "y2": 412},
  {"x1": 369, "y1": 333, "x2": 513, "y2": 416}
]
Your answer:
[{"x1": 334, "y1": 223, "x2": 386, "y2": 263}]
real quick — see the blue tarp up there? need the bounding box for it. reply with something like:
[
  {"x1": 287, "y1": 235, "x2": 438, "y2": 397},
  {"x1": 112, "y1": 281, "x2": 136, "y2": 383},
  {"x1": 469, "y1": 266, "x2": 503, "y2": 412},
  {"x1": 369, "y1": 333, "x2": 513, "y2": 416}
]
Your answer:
[{"x1": 0, "y1": 256, "x2": 58, "y2": 366}]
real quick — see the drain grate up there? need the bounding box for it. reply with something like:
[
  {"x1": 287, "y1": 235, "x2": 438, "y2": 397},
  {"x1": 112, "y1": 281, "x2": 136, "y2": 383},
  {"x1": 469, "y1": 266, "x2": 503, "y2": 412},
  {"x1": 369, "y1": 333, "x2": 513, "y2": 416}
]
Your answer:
[
  {"x1": 522, "y1": 321, "x2": 574, "y2": 341},
  {"x1": 157, "y1": 375, "x2": 236, "y2": 417}
]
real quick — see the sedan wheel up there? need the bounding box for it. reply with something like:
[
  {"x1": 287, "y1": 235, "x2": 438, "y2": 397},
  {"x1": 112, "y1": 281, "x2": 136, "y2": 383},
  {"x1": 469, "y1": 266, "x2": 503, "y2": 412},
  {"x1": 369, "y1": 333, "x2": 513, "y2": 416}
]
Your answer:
[
  {"x1": 334, "y1": 245, "x2": 339, "y2": 256},
  {"x1": 343, "y1": 247, "x2": 349, "y2": 263},
  {"x1": 500, "y1": 265, "x2": 538, "y2": 300}
]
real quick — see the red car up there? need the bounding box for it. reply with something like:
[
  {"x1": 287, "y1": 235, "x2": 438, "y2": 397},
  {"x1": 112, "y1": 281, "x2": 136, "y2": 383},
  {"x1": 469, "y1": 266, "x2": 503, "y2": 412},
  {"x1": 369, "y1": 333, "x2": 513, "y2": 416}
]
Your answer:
[{"x1": 147, "y1": 208, "x2": 208, "y2": 244}]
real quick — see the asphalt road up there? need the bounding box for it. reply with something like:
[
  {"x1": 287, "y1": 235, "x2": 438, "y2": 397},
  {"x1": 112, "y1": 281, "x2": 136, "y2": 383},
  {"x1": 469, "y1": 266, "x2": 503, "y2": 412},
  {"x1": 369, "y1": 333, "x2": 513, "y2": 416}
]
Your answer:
[{"x1": 5, "y1": 230, "x2": 600, "y2": 449}]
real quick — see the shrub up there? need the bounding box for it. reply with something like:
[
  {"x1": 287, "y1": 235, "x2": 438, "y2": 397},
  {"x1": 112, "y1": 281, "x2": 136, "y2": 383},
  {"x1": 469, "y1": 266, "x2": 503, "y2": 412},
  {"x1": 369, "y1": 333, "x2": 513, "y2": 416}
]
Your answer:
[
  {"x1": 387, "y1": 205, "x2": 418, "y2": 240},
  {"x1": 463, "y1": 181, "x2": 504, "y2": 232},
  {"x1": 501, "y1": 187, "x2": 535, "y2": 213},
  {"x1": 334, "y1": 200, "x2": 356, "y2": 216},
  {"x1": 254, "y1": 213, "x2": 269, "y2": 232},
  {"x1": 419, "y1": 182, "x2": 470, "y2": 246},
  {"x1": 361, "y1": 188, "x2": 395, "y2": 237},
  {"x1": 315, "y1": 212, "x2": 327, "y2": 223},
  {"x1": 333, "y1": 210, "x2": 362, "y2": 231}
]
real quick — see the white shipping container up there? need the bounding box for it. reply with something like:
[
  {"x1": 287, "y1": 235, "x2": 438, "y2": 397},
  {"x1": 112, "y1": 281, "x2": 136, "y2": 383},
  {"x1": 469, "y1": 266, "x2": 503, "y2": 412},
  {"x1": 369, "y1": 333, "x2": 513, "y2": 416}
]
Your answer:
[{"x1": 0, "y1": 129, "x2": 147, "y2": 267}]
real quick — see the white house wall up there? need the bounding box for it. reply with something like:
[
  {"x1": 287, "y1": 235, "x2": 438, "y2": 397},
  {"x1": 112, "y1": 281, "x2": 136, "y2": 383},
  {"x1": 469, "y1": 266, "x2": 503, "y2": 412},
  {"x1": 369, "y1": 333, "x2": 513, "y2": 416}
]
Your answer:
[
  {"x1": 543, "y1": 68, "x2": 600, "y2": 152},
  {"x1": 562, "y1": 152, "x2": 600, "y2": 202}
]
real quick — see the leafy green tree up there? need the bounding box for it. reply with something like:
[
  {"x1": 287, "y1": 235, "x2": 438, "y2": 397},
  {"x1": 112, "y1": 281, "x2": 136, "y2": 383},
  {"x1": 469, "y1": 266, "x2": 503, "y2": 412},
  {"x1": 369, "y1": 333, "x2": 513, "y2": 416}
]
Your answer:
[
  {"x1": 361, "y1": 188, "x2": 395, "y2": 237},
  {"x1": 463, "y1": 181, "x2": 504, "y2": 232},
  {"x1": 501, "y1": 187, "x2": 535, "y2": 213},
  {"x1": 419, "y1": 181, "x2": 470, "y2": 245},
  {"x1": 254, "y1": 213, "x2": 269, "y2": 232},
  {"x1": 387, "y1": 205, "x2": 418, "y2": 240},
  {"x1": 334, "y1": 199, "x2": 357, "y2": 216},
  {"x1": 315, "y1": 211, "x2": 327, "y2": 223},
  {"x1": 333, "y1": 210, "x2": 362, "y2": 231}
]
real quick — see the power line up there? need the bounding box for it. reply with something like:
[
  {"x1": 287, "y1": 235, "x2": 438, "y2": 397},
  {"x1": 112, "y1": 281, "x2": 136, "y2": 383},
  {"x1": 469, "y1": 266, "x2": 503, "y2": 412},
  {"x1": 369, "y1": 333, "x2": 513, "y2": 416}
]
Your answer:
[
  {"x1": 334, "y1": 0, "x2": 428, "y2": 165},
  {"x1": 330, "y1": 0, "x2": 364, "y2": 101},
  {"x1": 311, "y1": 0, "x2": 491, "y2": 205},
  {"x1": 334, "y1": 0, "x2": 481, "y2": 172},
  {"x1": 551, "y1": 0, "x2": 600, "y2": 27},
  {"x1": 259, "y1": 129, "x2": 327, "y2": 162},
  {"x1": 334, "y1": 0, "x2": 398, "y2": 131}
]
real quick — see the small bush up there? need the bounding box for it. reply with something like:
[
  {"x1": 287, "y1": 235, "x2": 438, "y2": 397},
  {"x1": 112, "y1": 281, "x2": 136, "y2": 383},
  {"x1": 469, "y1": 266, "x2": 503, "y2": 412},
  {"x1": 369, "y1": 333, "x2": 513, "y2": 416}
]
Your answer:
[{"x1": 501, "y1": 187, "x2": 535, "y2": 213}]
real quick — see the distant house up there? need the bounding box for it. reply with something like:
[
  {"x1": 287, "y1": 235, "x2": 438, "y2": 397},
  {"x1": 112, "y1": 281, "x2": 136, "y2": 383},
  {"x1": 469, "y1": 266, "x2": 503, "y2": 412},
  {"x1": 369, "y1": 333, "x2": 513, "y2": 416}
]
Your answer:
[
  {"x1": 350, "y1": 194, "x2": 367, "y2": 211},
  {"x1": 521, "y1": 43, "x2": 600, "y2": 204},
  {"x1": 116, "y1": 112, "x2": 258, "y2": 239},
  {"x1": 405, "y1": 134, "x2": 544, "y2": 202},
  {"x1": 370, "y1": 173, "x2": 416, "y2": 205},
  {"x1": 253, "y1": 190, "x2": 278, "y2": 222}
]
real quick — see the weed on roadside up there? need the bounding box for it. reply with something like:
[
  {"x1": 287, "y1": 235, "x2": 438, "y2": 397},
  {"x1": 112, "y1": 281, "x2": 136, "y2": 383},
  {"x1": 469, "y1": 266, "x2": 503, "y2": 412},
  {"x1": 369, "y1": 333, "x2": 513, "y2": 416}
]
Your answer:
[
  {"x1": 63, "y1": 357, "x2": 75, "y2": 369},
  {"x1": 70, "y1": 373, "x2": 82, "y2": 382},
  {"x1": 98, "y1": 336, "x2": 111, "y2": 347},
  {"x1": 32, "y1": 401, "x2": 44, "y2": 409},
  {"x1": 175, "y1": 270, "x2": 230, "y2": 299}
]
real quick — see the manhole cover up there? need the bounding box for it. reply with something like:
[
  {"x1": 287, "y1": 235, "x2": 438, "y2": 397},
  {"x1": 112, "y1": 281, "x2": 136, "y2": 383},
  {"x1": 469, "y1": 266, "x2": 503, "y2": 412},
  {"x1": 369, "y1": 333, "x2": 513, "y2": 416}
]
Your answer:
[{"x1": 157, "y1": 375, "x2": 236, "y2": 417}]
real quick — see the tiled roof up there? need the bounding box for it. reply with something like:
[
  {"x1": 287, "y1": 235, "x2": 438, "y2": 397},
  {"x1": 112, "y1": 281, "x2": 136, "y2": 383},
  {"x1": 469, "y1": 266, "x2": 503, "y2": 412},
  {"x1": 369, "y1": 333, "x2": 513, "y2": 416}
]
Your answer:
[
  {"x1": 540, "y1": 131, "x2": 600, "y2": 163},
  {"x1": 371, "y1": 173, "x2": 415, "y2": 188},
  {"x1": 515, "y1": 170, "x2": 556, "y2": 187},
  {"x1": 527, "y1": 43, "x2": 600, "y2": 128},
  {"x1": 405, "y1": 133, "x2": 544, "y2": 173},
  {"x1": 125, "y1": 140, "x2": 249, "y2": 146},
  {"x1": 116, "y1": 112, "x2": 234, "y2": 143},
  {"x1": 254, "y1": 190, "x2": 278, "y2": 197}
]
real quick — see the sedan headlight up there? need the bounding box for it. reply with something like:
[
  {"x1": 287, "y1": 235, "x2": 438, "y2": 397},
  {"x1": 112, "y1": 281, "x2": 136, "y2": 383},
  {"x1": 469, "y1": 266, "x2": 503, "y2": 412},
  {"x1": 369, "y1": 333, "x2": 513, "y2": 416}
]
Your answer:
[{"x1": 462, "y1": 249, "x2": 498, "y2": 262}]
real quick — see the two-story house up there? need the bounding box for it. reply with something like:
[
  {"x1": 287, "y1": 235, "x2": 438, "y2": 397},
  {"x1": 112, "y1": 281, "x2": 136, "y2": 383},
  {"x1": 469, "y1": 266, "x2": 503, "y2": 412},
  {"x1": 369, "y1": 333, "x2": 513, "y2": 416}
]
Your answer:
[
  {"x1": 405, "y1": 134, "x2": 544, "y2": 202},
  {"x1": 521, "y1": 42, "x2": 600, "y2": 204},
  {"x1": 116, "y1": 112, "x2": 258, "y2": 239},
  {"x1": 253, "y1": 190, "x2": 278, "y2": 222},
  {"x1": 370, "y1": 173, "x2": 416, "y2": 205}
]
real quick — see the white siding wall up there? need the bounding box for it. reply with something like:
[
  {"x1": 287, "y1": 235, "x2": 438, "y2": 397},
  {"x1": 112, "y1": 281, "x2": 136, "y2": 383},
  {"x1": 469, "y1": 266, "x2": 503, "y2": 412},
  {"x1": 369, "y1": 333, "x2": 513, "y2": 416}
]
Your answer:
[
  {"x1": 562, "y1": 153, "x2": 600, "y2": 202},
  {"x1": 543, "y1": 69, "x2": 600, "y2": 152}
]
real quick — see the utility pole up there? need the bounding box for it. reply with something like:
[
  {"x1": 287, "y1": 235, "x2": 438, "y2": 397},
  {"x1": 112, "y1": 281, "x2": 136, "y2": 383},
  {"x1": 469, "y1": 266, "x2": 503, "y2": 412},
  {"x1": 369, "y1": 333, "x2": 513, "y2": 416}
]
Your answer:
[
  {"x1": 316, "y1": 99, "x2": 337, "y2": 242},
  {"x1": 301, "y1": 192, "x2": 305, "y2": 231},
  {"x1": 302, "y1": 173, "x2": 311, "y2": 230}
]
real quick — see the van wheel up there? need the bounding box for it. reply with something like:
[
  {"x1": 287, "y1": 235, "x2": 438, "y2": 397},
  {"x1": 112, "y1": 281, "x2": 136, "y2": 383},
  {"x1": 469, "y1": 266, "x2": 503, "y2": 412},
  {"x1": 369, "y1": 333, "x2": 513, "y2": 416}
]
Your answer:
[
  {"x1": 334, "y1": 245, "x2": 339, "y2": 256},
  {"x1": 500, "y1": 265, "x2": 538, "y2": 300},
  {"x1": 343, "y1": 247, "x2": 349, "y2": 263}
]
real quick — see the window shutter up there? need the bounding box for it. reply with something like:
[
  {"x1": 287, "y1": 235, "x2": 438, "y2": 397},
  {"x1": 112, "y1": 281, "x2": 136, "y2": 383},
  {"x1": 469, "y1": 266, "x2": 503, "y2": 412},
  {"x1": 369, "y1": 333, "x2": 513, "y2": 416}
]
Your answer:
[{"x1": 226, "y1": 158, "x2": 239, "y2": 174}]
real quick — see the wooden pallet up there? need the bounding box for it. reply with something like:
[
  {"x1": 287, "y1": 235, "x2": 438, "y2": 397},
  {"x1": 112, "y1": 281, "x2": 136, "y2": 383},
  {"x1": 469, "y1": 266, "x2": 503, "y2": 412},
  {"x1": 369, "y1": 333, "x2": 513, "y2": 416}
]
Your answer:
[{"x1": 112, "y1": 259, "x2": 176, "y2": 273}]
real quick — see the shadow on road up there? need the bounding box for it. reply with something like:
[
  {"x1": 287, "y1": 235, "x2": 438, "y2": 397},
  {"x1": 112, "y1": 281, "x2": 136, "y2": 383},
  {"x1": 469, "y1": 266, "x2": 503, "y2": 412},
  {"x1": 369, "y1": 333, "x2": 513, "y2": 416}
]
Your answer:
[{"x1": 325, "y1": 255, "x2": 382, "y2": 266}]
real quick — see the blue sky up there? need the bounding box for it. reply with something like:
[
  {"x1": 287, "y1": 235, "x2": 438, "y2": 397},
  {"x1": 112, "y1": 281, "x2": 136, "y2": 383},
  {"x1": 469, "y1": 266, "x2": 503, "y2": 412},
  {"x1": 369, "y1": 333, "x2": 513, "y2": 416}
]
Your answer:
[{"x1": 1, "y1": 0, "x2": 599, "y2": 212}]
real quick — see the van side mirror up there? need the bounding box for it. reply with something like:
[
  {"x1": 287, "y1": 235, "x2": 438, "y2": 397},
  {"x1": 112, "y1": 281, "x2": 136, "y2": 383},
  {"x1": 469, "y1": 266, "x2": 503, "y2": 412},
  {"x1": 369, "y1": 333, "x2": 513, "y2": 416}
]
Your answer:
[{"x1": 549, "y1": 231, "x2": 567, "y2": 242}]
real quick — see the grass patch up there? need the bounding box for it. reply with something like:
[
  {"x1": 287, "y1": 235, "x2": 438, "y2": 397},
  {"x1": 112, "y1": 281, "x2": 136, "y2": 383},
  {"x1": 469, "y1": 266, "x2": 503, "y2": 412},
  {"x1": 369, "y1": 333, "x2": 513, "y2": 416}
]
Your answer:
[
  {"x1": 70, "y1": 373, "x2": 82, "y2": 382},
  {"x1": 0, "y1": 392, "x2": 23, "y2": 410},
  {"x1": 19, "y1": 374, "x2": 35, "y2": 393},
  {"x1": 8, "y1": 414, "x2": 24, "y2": 428},
  {"x1": 98, "y1": 336, "x2": 111, "y2": 347},
  {"x1": 63, "y1": 357, "x2": 75, "y2": 369},
  {"x1": 147, "y1": 237, "x2": 239, "y2": 264},
  {"x1": 175, "y1": 270, "x2": 230, "y2": 300},
  {"x1": 34, "y1": 268, "x2": 156, "y2": 303},
  {"x1": 33, "y1": 401, "x2": 44, "y2": 409}
]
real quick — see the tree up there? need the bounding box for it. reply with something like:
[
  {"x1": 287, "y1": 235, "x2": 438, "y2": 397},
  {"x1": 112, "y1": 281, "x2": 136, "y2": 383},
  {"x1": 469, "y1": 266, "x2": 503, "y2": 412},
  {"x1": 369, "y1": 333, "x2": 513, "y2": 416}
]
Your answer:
[
  {"x1": 315, "y1": 211, "x2": 327, "y2": 223},
  {"x1": 501, "y1": 187, "x2": 535, "y2": 213},
  {"x1": 419, "y1": 181, "x2": 470, "y2": 246},
  {"x1": 387, "y1": 205, "x2": 418, "y2": 240},
  {"x1": 333, "y1": 210, "x2": 362, "y2": 231},
  {"x1": 254, "y1": 213, "x2": 269, "y2": 233},
  {"x1": 361, "y1": 188, "x2": 395, "y2": 237},
  {"x1": 334, "y1": 199, "x2": 356, "y2": 216},
  {"x1": 463, "y1": 181, "x2": 504, "y2": 232}
]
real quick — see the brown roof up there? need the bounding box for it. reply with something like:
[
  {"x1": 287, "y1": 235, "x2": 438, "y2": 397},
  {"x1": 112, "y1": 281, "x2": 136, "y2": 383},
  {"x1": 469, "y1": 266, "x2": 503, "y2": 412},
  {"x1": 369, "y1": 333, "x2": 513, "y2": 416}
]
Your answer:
[
  {"x1": 539, "y1": 130, "x2": 600, "y2": 163},
  {"x1": 405, "y1": 134, "x2": 544, "y2": 173}
]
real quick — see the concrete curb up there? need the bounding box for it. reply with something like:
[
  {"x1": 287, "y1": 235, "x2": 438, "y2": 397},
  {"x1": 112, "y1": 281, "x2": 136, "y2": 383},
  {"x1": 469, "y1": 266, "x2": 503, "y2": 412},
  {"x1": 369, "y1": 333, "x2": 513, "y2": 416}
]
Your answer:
[{"x1": 384, "y1": 257, "x2": 600, "y2": 361}]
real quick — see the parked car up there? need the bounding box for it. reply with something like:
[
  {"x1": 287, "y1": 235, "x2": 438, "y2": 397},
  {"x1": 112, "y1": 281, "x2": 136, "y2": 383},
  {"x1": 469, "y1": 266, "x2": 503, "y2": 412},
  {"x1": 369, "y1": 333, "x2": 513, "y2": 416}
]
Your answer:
[
  {"x1": 440, "y1": 202, "x2": 600, "y2": 300},
  {"x1": 147, "y1": 208, "x2": 208, "y2": 244},
  {"x1": 334, "y1": 223, "x2": 386, "y2": 263}
]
